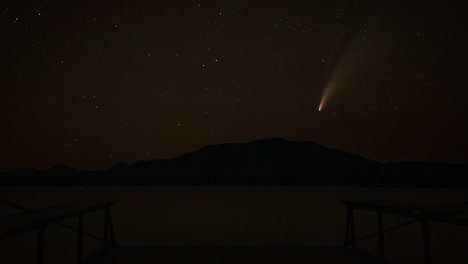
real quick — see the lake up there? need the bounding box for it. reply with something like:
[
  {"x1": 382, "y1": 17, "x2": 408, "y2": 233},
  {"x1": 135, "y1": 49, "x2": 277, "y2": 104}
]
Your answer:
[{"x1": 1, "y1": 186, "x2": 467, "y2": 263}]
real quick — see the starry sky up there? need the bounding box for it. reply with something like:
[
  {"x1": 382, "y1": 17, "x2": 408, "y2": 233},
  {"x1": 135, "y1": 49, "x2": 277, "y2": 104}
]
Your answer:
[{"x1": 2, "y1": 0, "x2": 467, "y2": 170}]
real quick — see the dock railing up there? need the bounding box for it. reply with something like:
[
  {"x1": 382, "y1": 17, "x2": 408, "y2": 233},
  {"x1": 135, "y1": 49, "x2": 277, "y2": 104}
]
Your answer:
[
  {"x1": 343, "y1": 200, "x2": 468, "y2": 264},
  {"x1": 0, "y1": 199, "x2": 117, "y2": 264}
]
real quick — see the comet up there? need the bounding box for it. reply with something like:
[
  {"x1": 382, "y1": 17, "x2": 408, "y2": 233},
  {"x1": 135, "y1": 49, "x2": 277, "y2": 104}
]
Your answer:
[
  {"x1": 316, "y1": 2, "x2": 385, "y2": 112},
  {"x1": 318, "y1": 81, "x2": 335, "y2": 112},
  {"x1": 318, "y1": 38, "x2": 371, "y2": 111}
]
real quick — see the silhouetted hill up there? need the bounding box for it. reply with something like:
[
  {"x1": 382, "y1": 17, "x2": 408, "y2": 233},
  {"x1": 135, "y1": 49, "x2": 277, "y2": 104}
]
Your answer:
[
  {"x1": 48, "y1": 164, "x2": 78, "y2": 175},
  {"x1": 379, "y1": 162, "x2": 468, "y2": 187},
  {"x1": 1, "y1": 138, "x2": 468, "y2": 186},
  {"x1": 15, "y1": 168, "x2": 41, "y2": 175},
  {"x1": 106, "y1": 138, "x2": 380, "y2": 185},
  {"x1": 108, "y1": 162, "x2": 131, "y2": 173},
  {"x1": 173, "y1": 138, "x2": 374, "y2": 169}
]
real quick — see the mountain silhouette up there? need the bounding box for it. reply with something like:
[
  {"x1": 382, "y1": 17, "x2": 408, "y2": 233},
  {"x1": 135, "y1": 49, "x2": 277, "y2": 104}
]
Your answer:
[
  {"x1": 48, "y1": 164, "x2": 78, "y2": 175},
  {"x1": 1, "y1": 138, "x2": 467, "y2": 186},
  {"x1": 173, "y1": 138, "x2": 374, "y2": 169}
]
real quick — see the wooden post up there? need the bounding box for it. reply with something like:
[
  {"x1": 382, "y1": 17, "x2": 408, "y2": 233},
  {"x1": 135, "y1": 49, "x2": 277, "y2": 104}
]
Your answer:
[
  {"x1": 107, "y1": 207, "x2": 116, "y2": 245},
  {"x1": 377, "y1": 210, "x2": 385, "y2": 261},
  {"x1": 77, "y1": 214, "x2": 84, "y2": 264},
  {"x1": 344, "y1": 205, "x2": 350, "y2": 247},
  {"x1": 422, "y1": 220, "x2": 431, "y2": 264},
  {"x1": 104, "y1": 206, "x2": 117, "y2": 249},
  {"x1": 104, "y1": 209, "x2": 109, "y2": 249},
  {"x1": 349, "y1": 206, "x2": 356, "y2": 250},
  {"x1": 36, "y1": 225, "x2": 47, "y2": 264}
]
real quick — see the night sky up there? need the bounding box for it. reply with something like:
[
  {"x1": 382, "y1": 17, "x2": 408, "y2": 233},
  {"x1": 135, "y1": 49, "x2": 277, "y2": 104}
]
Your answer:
[{"x1": 2, "y1": 0, "x2": 467, "y2": 170}]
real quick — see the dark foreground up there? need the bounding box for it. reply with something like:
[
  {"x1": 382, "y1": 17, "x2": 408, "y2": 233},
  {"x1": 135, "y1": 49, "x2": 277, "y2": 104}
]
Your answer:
[{"x1": 85, "y1": 245, "x2": 389, "y2": 264}]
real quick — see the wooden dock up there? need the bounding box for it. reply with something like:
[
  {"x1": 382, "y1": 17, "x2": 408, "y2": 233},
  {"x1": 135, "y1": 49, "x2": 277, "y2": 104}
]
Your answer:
[
  {"x1": 0, "y1": 199, "x2": 116, "y2": 264},
  {"x1": 343, "y1": 200, "x2": 468, "y2": 264},
  {"x1": 3, "y1": 198, "x2": 467, "y2": 263}
]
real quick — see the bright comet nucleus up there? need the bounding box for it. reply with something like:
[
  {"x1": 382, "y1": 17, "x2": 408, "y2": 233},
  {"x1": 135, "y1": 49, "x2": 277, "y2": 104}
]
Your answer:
[{"x1": 318, "y1": 81, "x2": 333, "y2": 112}]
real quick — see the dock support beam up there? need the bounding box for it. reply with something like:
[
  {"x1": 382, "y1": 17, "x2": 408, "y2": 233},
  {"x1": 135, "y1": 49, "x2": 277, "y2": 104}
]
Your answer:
[
  {"x1": 377, "y1": 210, "x2": 385, "y2": 261},
  {"x1": 104, "y1": 207, "x2": 116, "y2": 249},
  {"x1": 77, "y1": 214, "x2": 84, "y2": 264},
  {"x1": 36, "y1": 225, "x2": 47, "y2": 264},
  {"x1": 422, "y1": 220, "x2": 431, "y2": 264},
  {"x1": 344, "y1": 205, "x2": 356, "y2": 250}
]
